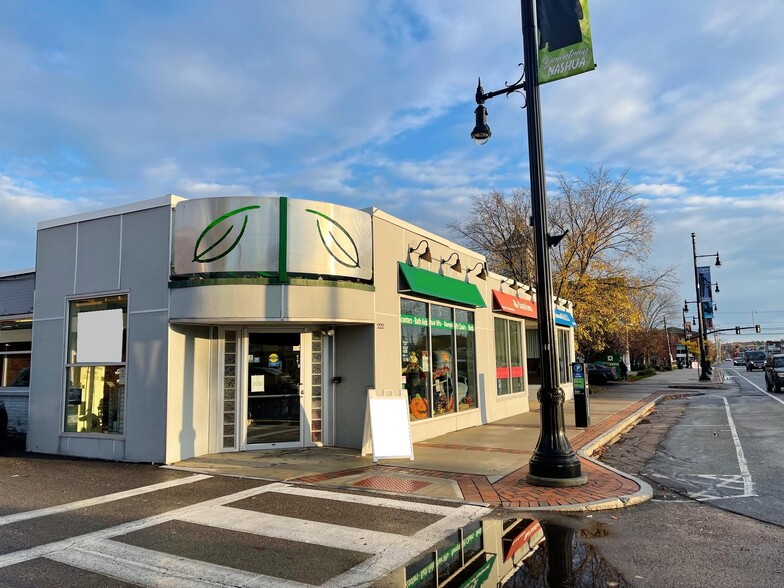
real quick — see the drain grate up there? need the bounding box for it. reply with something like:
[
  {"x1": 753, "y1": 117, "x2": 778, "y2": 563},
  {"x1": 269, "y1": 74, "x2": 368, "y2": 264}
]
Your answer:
[{"x1": 352, "y1": 476, "x2": 432, "y2": 492}]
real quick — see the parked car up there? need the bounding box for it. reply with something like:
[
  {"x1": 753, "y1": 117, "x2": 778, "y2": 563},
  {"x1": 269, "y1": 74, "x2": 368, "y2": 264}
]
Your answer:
[
  {"x1": 587, "y1": 363, "x2": 617, "y2": 385},
  {"x1": 733, "y1": 356, "x2": 745, "y2": 366},
  {"x1": 764, "y1": 354, "x2": 784, "y2": 393},
  {"x1": 745, "y1": 350, "x2": 767, "y2": 371}
]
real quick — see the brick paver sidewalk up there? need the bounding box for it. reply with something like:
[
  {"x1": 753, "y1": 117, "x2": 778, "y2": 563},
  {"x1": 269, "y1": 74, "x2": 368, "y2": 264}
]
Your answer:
[{"x1": 295, "y1": 392, "x2": 662, "y2": 510}]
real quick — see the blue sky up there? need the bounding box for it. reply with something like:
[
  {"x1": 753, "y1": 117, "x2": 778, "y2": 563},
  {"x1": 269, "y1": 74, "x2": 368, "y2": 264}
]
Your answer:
[{"x1": 1, "y1": 0, "x2": 782, "y2": 343}]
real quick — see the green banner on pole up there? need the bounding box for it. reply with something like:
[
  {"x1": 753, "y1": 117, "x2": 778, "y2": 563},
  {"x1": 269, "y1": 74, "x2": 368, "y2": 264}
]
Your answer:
[{"x1": 536, "y1": 0, "x2": 596, "y2": 85}]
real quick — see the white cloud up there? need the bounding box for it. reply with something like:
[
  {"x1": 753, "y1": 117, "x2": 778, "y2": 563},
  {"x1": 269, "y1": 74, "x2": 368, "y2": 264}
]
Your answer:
[{"x1": 635, "y1": 183, "x2": 687, "y2": 197}]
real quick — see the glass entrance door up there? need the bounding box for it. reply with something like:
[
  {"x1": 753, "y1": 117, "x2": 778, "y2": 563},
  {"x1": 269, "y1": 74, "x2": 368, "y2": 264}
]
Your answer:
[{"x1": 245, "y1": 332, "x2": 303, "y2": 447}]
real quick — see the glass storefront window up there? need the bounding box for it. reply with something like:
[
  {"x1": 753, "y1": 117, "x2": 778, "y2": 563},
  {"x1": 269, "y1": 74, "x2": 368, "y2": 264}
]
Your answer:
[
  {"x1": 495, "y1": 317, "x2": 525, "y2": 395},
  {"x1": 0, "y1": 319, "x2": 32, "y2": 387},
  {"x1": 64, "y1": 295, "x2": 128, "y2": 434},
  {"x1": 431, "y1": 305, "x2": 455, "y2": 416},
  {"x1": 526, "y1": 328, "x2": 541, "y2": 386},
  {"x1": 494, "y1": 318, "x2": 510, "y2": 395},
  {"x1": 401, "y1": 298, "x2": 477, "y2": 420},
  {"x1": 557, "y1": 327, "x2": 573, "y2": 384},
  {"x1": 455, "y1": 309, "x2": 477, "y2": 411},
  {"x1": 401, "y1": 300, "x2": 430, "y2": 420},
  {"x1": 509, "y1": 321, "x2": 524, "y2": 393}
]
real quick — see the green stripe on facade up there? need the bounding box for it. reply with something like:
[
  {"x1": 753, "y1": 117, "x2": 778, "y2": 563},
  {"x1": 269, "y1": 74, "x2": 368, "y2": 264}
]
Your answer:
[{"x1": 279, "y1": 196, "x2": 288, "y2": 283}]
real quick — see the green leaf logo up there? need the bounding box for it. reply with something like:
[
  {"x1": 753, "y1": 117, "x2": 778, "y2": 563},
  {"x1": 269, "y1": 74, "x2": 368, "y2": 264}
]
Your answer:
[
  {"x1": 305, "y1": 209, "x2": 361, "y2": 268},
  {"x1": 193, "y1": 205, "x2": 261, "y2": 263}
]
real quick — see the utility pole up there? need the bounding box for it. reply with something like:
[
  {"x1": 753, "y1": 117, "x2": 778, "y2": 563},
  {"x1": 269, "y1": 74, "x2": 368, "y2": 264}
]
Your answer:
[{"x1": 664, "y1": 316, "x2": 674, "y2": 367}]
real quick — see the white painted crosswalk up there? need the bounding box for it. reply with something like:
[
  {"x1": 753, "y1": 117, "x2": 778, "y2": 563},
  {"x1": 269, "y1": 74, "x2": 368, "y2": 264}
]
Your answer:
[{"x1": 0, "y1": 481, "x2": 491, "y2": 587}]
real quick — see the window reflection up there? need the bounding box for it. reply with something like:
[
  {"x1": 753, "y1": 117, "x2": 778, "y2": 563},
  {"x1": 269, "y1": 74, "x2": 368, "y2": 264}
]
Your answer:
[
  {"x1": 401, "y1": 299, "x2": 477, "y2": 420},
  {"x1": 64, "y1": 295, "x2": 128, "y2": 434}
]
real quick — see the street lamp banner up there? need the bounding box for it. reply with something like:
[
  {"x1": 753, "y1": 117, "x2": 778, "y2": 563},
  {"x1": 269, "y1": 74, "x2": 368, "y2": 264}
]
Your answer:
[
  {"x1": 697, "y1": 266, "x2": 713, "y2": 302},
  {"x1": 702, "y1": 301, "x2": 715, "y2": 330},
  {"x1": 536, "y1": 0, "x2": 596, "y2": 85}
]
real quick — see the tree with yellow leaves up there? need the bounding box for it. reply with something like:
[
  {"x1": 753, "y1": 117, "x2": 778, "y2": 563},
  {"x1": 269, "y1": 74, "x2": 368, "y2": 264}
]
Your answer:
[{"x1": 449, "y1": 166, "x2": 676, "y2": 357}]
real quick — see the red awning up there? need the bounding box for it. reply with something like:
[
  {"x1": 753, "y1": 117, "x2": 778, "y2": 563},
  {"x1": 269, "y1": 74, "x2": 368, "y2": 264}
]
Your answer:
[{"x1": 492, "y1": 290, "x2": 537, "y2": 319}]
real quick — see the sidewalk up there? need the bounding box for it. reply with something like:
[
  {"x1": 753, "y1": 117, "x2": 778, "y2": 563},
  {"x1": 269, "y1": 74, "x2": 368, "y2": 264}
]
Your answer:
[{"x1": 166, "y1": 368, "x2": 726, "y2": 511}]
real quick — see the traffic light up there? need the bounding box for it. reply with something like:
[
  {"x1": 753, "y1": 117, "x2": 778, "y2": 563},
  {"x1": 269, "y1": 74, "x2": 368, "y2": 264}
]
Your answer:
[
  {"x1": 755, "y1": 324, "x2": 761, "y2": 333},
  {"x1": 735, "y1": 326, "x2": 741, "y2": 334}
]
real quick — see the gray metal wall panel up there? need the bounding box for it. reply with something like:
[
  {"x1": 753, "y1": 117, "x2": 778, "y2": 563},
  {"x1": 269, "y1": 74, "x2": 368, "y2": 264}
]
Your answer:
[
  {"x1": 123, "y1": 310, "x2": 169, "y2": 463},
  {"x1": 120, "y1": 206, "x2": 171, "y2": 312},
  {"x1": 0, "y1": 274, "x2": 35, "y2": 316},
  {"x1": 334, "y1": 324, "x2": 375, "y2": 449},
  {"x1": 34, "y1": 226, "x2": 77, "y2": 318},
  {"x1": 26, "y1": 318, "x2": 66, "y2": 455},
  {"x1": 75, "y1": 216, "x2": 122, "y2": 294}
]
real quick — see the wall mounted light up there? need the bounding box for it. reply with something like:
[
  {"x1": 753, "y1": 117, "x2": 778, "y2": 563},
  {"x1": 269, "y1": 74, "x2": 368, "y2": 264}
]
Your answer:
[
  {"x1": 505, "y1": 277, "x2": 521, "y2": 291},
  {"x1": 441, "y1": 252, "x2": 462, "y2": 273},
  {"x1": 466, "y1": 262, "x2": 487, "y2": 280},
  {"x1": 409, "y1": 239, "x2": 432, "y2": 263}
]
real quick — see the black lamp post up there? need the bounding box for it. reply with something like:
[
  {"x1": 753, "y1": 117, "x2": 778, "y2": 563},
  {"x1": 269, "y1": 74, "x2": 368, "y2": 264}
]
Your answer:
[
  {"x1": 691, "y1": 232, "x2": 721, "y2": 382},
  {"x1": 471, "y1": 0, "x2": 586, "y2": 487}
]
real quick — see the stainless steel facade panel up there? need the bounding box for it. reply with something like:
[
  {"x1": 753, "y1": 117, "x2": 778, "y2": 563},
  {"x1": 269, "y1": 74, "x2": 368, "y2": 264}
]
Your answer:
[{"x1": 172, "y1": 197, "x2": 280, "y2": 276}]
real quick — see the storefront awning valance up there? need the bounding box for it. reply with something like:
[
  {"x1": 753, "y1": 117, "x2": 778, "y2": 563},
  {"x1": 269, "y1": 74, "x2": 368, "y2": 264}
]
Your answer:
[
  {"x1": 492, "y1": 290, "x2": 537, "y2": 319},
  {"x1": 398, "y1": 262, "x2": 486, "y2": 308},
  {"x1": 554, "y1": 308, "x2": 577, "y2": 327}
]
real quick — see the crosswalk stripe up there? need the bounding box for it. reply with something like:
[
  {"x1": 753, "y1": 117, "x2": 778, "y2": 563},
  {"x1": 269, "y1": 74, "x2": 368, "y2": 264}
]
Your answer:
[
  {"x1": 48, "y1": 540, "x2": 311, "y2": 588},
  {"x1": 0, "y1": 481, "x2": 491, "y2": 587},
  {"x1": 181, "y1": 505, "x2": 405, "y2": 553},
  {"x1": 0, "y1": 484, "x2": 274, "y2": 568},
  {"x1": 273, "y1": 484, "x2": 461, "y2": 516},
  {"x1": 0, "y1": 474, "x2": 212, "y2": 526}
]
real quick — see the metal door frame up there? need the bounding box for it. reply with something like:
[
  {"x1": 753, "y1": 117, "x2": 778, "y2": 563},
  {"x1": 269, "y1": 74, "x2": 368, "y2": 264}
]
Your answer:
[{"x1": 239, "y1": 328, "x2": 312, "y2": 450}]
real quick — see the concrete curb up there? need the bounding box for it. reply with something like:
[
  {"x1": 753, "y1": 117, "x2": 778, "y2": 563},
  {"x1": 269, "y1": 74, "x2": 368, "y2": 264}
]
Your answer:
[{"x1": 569, "y1": 397, "x2": 661, "y2": 512}]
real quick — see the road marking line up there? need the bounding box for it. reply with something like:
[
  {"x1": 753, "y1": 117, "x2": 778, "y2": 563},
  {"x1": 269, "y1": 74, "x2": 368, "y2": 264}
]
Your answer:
[
  {"x1": 0, "y1": 480, "x2": 489, "y2": 588},
  {"x1": 718, "y1": 396, "x2": 755, "y2": 496},
  {"x1": 726, "y1": 368, "x2": 784, "y2": 405},
  {"x1": 0, "y1": 474, "x2": 212, "y2": 527},
  {"x1": 0, "y1": 483, "x2": 275, "y2": 568},
  {"x1": 271, "y1": 484, "x2": 459, "y2": 516},
  {"x1": 49, "y1": 540, "x2": 311, "y2": 588},
  {"x1": 181, "y1": 505, "x2": 404, "y2": 553}
]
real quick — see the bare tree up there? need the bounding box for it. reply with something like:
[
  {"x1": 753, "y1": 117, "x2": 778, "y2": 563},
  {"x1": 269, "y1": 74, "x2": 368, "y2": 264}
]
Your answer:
[
  {"x1": 447, "y1": 189, "x2": 536, "y2": 285},
  {"x1": 449, "y1": 166, "x2": 677, "y2": 357}
]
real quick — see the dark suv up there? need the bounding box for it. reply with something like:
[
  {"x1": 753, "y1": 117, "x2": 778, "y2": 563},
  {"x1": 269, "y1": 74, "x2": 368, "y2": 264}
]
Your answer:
[
  {"x1": 765, "y1": 354, "x2": 784, "y2": 393},
  {"x1": 745, "y1": 350, "x2": 767, "y2": 371}
]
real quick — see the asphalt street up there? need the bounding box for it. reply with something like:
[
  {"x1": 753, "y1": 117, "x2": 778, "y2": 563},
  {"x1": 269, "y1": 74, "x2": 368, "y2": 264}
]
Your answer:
[
  {"x1": 645, "y1": 363, "x2": 784, "y2": 525},
  {"x1": 0, "y1": 454, "x2": 489, "y2": 587},
  {"x1": 577, "y1": 362, "x2": 784, "y2": 587}
]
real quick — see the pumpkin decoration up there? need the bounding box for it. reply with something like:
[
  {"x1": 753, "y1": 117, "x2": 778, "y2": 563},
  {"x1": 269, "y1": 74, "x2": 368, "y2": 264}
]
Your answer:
[{"x1": 410, "y1": 394, "x2": 429, "y2": 419}]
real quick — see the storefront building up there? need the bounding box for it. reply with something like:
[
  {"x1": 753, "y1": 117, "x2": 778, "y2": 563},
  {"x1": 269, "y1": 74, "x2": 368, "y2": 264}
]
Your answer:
[{"x1": 24, "y1": 195, "x2": 576, "y2": 463}]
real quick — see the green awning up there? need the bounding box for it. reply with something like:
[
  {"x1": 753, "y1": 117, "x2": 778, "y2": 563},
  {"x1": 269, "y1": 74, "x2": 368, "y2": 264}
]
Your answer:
[{"x1": 398, "y1": 262, "x2": 486, "y2": 308}]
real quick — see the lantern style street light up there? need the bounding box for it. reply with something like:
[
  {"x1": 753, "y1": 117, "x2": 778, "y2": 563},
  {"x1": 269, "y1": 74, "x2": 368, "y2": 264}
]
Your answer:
[
  {"x1": 470, "y1": 0, "x2": 585, "y2": 487},
  {"x1": 691, "y1": 232, "x2": 721, "y2": 381}
]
